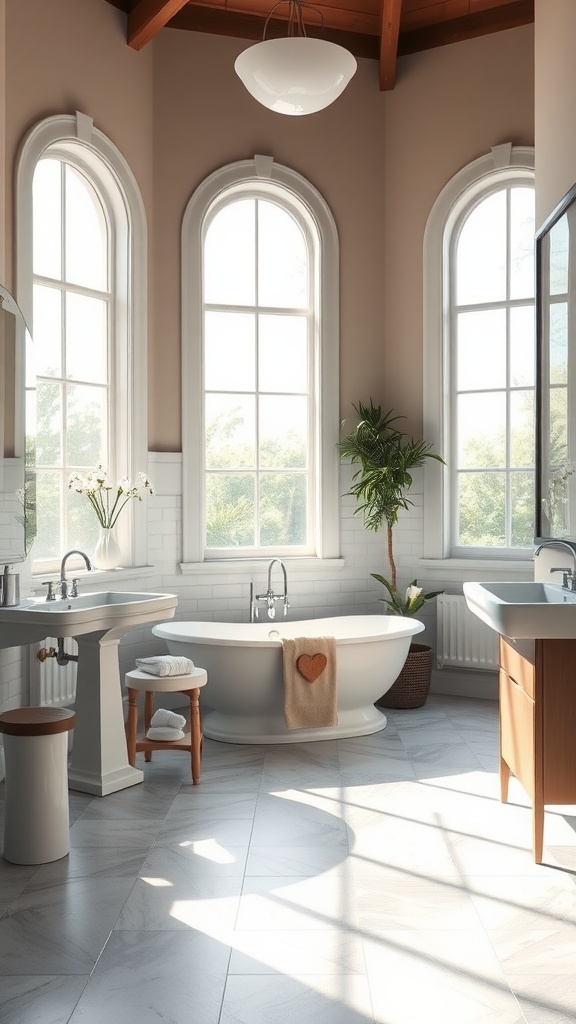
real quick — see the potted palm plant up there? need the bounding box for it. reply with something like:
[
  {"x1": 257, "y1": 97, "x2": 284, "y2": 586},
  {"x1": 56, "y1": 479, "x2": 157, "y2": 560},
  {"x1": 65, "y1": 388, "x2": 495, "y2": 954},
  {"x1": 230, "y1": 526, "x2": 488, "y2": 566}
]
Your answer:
[{"x1": 339, "y1": 399, "x2": 444, "y2": 708}]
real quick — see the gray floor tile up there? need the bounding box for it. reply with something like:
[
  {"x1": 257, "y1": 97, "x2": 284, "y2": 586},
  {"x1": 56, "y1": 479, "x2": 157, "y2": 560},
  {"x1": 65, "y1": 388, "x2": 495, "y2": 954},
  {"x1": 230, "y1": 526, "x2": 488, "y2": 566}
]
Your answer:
[{"x1": 4, "y1": 692, "x2": 576, "y2": 1024}]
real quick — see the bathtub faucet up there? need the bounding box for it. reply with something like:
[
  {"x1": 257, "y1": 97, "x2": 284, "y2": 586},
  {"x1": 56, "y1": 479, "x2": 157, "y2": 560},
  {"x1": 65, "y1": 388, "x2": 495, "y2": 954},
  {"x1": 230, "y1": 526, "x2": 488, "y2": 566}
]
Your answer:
[{"x1": 250, "y1": 558, "x2": 290, "y2": 621}]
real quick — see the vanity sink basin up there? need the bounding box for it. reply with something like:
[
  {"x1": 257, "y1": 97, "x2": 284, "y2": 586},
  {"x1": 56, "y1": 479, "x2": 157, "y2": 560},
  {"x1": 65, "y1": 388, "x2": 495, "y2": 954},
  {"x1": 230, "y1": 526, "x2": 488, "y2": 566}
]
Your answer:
[
  {"x1": 0, "y1": 590, "x2": 178, "y2": 644},
  {"x1": 463, "y1": 581, "x2": 576, "y2": 639}
]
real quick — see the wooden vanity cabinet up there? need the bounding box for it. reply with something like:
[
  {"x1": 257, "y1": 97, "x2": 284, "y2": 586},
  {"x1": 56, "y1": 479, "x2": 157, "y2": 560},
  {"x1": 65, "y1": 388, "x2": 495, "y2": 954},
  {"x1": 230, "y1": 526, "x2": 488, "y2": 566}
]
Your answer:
[{"x1": 499, "y1": 636, "x2": 576, "y2": 863}]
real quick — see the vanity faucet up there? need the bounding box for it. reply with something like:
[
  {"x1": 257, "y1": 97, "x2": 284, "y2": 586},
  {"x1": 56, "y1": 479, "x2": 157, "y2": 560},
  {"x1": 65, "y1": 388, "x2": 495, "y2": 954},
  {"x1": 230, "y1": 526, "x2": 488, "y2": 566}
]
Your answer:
[
  {"x1": 57, "y1": 549, "x2": 93, "y2": 599},
  {"x1": 534, "y1": 540, "x2": 576, "y2": 591},
  {"x1": 250, "y1": 558, "x2": 290, "y2": 621}
]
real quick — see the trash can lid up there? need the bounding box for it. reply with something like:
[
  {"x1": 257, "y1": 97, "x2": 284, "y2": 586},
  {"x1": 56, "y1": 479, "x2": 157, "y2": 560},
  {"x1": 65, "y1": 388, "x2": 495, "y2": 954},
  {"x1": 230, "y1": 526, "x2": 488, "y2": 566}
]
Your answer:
[{"x1": 0, "y1": 707, "x2": 76, "y2": 736}]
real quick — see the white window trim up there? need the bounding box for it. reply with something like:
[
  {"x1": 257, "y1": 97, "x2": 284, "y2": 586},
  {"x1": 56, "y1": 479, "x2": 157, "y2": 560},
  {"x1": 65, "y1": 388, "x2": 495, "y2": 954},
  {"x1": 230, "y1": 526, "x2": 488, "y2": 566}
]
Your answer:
[
  {"x1": 181, "y1": 155, "x2": 340, "y2": 568},
  {"x1": 423, "y1": 143, "x2": 535, "y2": 568},
  {"x1": 15, "y1": 111, "x2": 149, "y2": 570}
]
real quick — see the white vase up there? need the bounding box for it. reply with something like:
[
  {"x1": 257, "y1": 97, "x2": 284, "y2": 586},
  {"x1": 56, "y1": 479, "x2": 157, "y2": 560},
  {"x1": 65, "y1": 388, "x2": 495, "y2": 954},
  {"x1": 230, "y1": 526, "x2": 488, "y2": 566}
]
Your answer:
[{"x1": 92, "y1": 527, "x2": 121, "y2": 570}]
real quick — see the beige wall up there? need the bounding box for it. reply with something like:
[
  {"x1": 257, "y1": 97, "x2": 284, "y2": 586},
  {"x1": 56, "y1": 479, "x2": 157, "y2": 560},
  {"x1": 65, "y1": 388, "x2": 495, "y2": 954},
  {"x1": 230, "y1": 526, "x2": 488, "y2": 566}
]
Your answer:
[
  {"x1": 4, "y1": 0, "x2": 154, "y2": 293},
  {"x1": 151, "y1": 24, "x2": 533, "y2": 447},
  {"x1": 382, "y1": 26, "x2": 534, "y2": 435},
  {"x1": 534, "y1": 0, "x2": 576, "y2": 225},
  {"x1": 2, "y1": 1, "x2": 534, "y2": 452}
]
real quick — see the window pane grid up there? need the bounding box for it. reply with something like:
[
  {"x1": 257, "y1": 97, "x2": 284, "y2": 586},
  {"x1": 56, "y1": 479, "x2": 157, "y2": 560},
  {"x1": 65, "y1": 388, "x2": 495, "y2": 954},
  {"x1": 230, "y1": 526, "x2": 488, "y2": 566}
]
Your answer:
[
  {"x1": 451, "y1": 184, "x2": 535, "y2": 553},
  {"x1": 33, "y1": 156, "x2": 112, "y2": 562},
  {"x1": 203, "y1": 195, "x2": 313, "y2": 554}
]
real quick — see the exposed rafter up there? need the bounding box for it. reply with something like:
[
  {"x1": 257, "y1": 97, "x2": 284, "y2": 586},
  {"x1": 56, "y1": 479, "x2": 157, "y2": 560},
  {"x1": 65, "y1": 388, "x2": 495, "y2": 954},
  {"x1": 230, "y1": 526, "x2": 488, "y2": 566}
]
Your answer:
[
  {"x1": 104, "y1": 0, "x2": 535, "y2": 91},
  {"x1": 398, "y1": 0, "x2": 534, "y2": 57},
  {"x1": 128, "y1": 0, "x2": 191, "y2": 51},
  {"x1": 379, "y1": 0, "x2": 401, "y2": 92}
]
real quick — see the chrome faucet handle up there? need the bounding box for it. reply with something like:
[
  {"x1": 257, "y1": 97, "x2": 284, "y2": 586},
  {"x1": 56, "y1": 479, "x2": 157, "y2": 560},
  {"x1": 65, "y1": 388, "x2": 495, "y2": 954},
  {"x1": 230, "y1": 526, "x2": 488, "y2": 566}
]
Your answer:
[
  {"x1": 42, "y1": 581, "x2": 57, "y2": 602},
  {"x1": 69, "y1": 578, "x2": 80, "y2": 598},
  {"x1": 550, "y1": 567, "x2": 574, "y2": 589}
]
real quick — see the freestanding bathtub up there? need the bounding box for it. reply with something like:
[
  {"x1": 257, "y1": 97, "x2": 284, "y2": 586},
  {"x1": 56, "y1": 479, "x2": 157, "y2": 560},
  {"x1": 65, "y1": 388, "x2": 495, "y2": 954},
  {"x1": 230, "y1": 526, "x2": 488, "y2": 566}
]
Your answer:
[{"x1": 152, "y1": 614, "x2": 425, "y2": 743}]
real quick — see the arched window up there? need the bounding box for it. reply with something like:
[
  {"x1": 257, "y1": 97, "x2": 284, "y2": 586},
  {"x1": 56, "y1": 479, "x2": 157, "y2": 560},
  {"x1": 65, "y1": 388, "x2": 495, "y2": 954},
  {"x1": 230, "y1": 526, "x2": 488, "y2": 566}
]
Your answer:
[
  {"x1": 16, "y1": 112, "x2": 148, "y2": 572},
  {"x1": 423, "y1": 145, "x2": 536, "y2": 562},
  {"x1": 181, "y1": 156, "x2": 340, "y2": 567}
]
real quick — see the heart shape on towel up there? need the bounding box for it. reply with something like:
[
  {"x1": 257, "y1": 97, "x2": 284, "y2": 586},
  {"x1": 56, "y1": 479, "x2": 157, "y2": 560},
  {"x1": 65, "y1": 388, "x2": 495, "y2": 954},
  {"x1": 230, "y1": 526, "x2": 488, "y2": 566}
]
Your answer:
[{"x1": 297, "y1": 653, "x2": 327, "y2": 682}]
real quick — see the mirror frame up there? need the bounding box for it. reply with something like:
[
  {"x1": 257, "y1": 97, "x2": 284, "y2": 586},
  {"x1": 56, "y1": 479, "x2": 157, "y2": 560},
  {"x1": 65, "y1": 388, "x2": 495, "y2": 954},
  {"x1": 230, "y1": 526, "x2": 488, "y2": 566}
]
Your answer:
[{"x1": 535, "y1": 181, "x2": 576, "y2": 544}]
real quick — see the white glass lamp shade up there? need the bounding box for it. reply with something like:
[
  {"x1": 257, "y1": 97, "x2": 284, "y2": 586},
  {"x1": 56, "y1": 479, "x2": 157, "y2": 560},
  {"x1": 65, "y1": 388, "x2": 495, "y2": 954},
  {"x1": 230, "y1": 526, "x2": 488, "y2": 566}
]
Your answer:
[{"x1": 234, "y1": 37, "x2": 357, "y2": 115}]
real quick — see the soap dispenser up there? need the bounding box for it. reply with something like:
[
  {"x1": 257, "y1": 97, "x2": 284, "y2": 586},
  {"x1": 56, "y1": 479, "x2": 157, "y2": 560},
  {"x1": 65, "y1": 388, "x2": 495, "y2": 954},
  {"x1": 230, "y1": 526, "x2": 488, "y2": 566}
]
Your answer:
[{"x1": 2, "y1": 565, "x2": 20, "y2": 607}]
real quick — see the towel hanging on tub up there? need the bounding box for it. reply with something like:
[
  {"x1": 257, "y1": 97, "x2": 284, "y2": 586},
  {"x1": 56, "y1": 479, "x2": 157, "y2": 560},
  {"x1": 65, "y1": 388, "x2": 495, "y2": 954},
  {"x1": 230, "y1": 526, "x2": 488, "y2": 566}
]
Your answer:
[{"x1": 281, "y1": 636, "x2": 337, "y2": 730}]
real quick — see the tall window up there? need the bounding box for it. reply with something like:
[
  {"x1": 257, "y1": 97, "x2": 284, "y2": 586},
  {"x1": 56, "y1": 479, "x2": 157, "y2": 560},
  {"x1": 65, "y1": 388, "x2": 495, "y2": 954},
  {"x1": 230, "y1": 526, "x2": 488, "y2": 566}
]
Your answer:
[
  {"x1": 204, "y1": 197, "x2": 311, "y2": 553},
  {"x1": 423, "y1": 146, "x2": 536, "y2": 561},
  {"x1": 32, "y1": 157, "x2": 111, "y2": 561},
  {"x1": 452, "y1": 184, "x2": 536, "y2": 552},
  {"x1": 16, "y1": 113, "x2": 148, "y2": 572},
  {"x1": 181, "y1": 158, "x2": 340, "y2": 565}
]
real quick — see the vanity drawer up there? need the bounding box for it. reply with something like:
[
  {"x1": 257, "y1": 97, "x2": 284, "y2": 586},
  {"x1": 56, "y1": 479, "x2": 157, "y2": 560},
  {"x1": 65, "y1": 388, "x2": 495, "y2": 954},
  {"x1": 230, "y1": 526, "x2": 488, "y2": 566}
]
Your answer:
[
  {"x1": 499, "y1": 669, "x2": 535, "y2": 795},
  {"x1": 499, "y1": 637, "x2": 535, "y2": 698}
]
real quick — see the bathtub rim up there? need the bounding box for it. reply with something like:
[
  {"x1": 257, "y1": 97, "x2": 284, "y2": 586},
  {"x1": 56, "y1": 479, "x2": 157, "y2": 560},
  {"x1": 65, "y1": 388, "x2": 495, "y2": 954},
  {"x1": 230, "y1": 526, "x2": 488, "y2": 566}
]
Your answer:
[{"x1": 152, "y1": 614, "x2": 425, "y2": 648}]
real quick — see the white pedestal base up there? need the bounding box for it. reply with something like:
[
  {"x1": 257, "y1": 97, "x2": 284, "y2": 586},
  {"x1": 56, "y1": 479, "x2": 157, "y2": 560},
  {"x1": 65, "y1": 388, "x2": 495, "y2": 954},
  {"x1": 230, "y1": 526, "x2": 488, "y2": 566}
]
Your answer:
[{"x1": 68, "y1": 630, "x2": 147, "y2": 796}]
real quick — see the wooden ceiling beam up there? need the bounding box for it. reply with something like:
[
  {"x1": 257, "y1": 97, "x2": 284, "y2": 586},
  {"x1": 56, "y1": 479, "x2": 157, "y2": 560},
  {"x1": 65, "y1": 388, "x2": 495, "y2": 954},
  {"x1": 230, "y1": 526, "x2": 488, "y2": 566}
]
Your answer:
[
  {"x1": 398, "y1": 0, "x2": 534, "y2": 56},
  {"x1": 169, "y1": 6, "x2": 380, "y2": 60},
  {"x1": 128, "y1": 0, "x2": 191, "y2": 50},
  {"x1": 379, "y1": 0, "x2": 401, "y2": 92}
]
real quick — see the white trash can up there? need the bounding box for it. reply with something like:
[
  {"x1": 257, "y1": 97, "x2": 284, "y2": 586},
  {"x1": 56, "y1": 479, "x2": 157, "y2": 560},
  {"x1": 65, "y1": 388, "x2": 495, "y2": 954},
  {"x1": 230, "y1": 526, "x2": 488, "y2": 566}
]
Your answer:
[{"x1": 0, "y1": 707, "x2": 76, "y2": 864}]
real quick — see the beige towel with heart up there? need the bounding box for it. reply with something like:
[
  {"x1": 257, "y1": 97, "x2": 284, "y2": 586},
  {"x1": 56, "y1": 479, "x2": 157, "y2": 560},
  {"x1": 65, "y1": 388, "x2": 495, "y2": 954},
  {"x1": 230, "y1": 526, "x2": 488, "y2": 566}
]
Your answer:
[{"x1": 281, "y1": 636, "x2": 337, "y2": 730}]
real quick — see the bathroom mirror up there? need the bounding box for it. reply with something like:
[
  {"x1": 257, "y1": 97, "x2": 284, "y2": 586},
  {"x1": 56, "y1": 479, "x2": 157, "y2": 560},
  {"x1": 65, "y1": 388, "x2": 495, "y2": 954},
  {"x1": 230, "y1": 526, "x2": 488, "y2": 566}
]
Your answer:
[
  {"x1": 0, "y1": 285, "x2": 36, "y2": 562},
  {"x1": 536, "y1": 182, "x2": 576, "y2": 542}
]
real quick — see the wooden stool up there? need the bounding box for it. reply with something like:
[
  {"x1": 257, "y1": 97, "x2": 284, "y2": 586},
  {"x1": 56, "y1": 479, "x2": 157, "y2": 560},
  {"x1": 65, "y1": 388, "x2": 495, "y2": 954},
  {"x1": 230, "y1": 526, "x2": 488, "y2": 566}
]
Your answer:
[
  {"x1": 125, "y1": 668, "x2": 207, "y2": 784},
  {"x1": 0, "y1": 707, "x2": 76, "y2": 864}
]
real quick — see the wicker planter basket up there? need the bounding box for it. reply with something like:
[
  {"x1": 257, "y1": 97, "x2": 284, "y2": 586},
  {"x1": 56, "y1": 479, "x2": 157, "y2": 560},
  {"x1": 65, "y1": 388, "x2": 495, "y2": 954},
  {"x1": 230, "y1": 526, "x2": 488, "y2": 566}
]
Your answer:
[{"x1": 376, "y1": 643, "x2": 433, "y2": 710}]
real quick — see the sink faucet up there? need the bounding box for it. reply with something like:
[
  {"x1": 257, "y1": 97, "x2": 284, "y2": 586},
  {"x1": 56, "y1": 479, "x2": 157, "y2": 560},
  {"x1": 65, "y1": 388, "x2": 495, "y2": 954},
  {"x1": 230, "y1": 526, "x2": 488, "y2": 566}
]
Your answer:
[
  {"x1": 533, "y1": 539, "x2": 576, "y2": 592},
  {"x1": 250, "y1": 558, "x2": 290, "y2": 622},
  {"x1": 52, "y1": 549, "x2": 93, "y2": 600}
]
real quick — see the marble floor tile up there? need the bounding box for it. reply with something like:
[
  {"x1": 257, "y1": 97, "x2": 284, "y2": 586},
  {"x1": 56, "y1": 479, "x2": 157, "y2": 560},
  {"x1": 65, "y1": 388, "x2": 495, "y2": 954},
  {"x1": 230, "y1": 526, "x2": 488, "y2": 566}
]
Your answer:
[
  {"x1": 363, "y1": 930, "x2": 525, "y2": 1024},
  {"x1": 153, "y1": 809, "x2": 254, "y2": 847},
  {"x1": 236, "y1": 869, "x2": 360, "y2": 931},
  {"x1": 506, "y1": 974, "x2": 576, "y2": 1023},
  {"x1": 219, "y1": 974, "x2": 375, "y2": 1024},
  {"x1": 69, "y1": 817, "x2": 161, "y2": 850},
  {"x1": 245, "y1": 844, "x2": 349, "y2": 877},
  {"x1": 3, "y1": 692, "x2": 576, "y2": 1022},
  {"x1": 115, "y1": 870, "x2": 243, "y2": 931},
  {"x1": 0, "y1": 975, "x2": 88, "y2": 1024},
  {"x1": 355, "y1": 876, "x2": 481, "y2": 932},
  {"x1": 67, "y1": 930, "x2": 230, "y2": 1024},
  {"x1": 0, "y1": 876, "x2": 136, "y2": 974},
  {"x1": 139, "y1": 839, "x2": 249, "y2": 879},
  {"x1": 24, "y1": 846, "x2": 148, "y2": 887},
  {"x1": 228, "y1": 928, "x2": 366, "y2": 974}
]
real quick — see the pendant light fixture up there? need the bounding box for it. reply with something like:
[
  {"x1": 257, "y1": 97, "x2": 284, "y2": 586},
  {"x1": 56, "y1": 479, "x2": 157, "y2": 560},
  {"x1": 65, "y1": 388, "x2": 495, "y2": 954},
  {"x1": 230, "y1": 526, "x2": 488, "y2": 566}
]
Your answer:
[{"x1": 234, "y1": 0, "x2": 357, "y2": 116}]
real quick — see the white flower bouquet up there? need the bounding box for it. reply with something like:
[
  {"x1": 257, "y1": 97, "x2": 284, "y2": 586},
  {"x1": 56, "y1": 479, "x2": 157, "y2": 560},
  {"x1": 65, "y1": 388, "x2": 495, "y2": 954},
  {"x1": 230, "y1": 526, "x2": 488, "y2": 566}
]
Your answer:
[{"x1": 68, "y1": 467, "x2": 153, "y2": 529}]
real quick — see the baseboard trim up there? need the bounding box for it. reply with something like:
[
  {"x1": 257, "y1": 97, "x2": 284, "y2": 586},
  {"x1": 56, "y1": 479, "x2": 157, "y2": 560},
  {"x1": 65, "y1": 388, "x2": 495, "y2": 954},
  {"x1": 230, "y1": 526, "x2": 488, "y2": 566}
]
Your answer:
[{"x1": 430, "y1": 667, "x2": 498, "y2": 701}]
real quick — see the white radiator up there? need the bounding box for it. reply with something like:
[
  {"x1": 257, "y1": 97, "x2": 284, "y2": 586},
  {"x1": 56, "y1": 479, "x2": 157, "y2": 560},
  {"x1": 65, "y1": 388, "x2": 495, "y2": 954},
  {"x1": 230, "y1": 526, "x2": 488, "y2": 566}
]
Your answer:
[
  {"x1": 30, "y1": 638, "x2": 78, "y2": 707},
  {"x1": 436, "y1": 594, "x2": 499, "y2": 671}
]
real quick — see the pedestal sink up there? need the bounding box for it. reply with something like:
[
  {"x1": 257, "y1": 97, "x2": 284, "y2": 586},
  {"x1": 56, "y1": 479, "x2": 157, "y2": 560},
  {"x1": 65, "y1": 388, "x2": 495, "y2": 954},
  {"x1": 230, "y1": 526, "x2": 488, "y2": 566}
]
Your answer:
[{"x1": 0, "y1": 591, "x2": 178, "y2": 796}]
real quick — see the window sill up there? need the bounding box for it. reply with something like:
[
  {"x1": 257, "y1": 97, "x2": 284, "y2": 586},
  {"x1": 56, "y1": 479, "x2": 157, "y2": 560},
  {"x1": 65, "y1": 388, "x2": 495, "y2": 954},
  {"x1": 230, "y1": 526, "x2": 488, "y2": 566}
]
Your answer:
[
  {"x1": 419, "y1": 556, "x2": 533, "y2": 578},
  {"x1": 179, "y1": 557, "x2": 345, "y2": 576}
]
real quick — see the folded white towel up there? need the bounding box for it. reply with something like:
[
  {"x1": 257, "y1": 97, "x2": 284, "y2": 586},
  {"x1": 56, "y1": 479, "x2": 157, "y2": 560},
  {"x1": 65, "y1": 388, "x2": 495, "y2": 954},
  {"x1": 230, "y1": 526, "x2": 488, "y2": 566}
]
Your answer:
[
  {"x1": 150, "y1": 708, "x2": 186, "y2": 730},
  {"x1": 146, "y1": 726, "x2": 185, "y2": 741},
  {"x1": 135, "y1": 655, "x2": 194, "y2": 677}
]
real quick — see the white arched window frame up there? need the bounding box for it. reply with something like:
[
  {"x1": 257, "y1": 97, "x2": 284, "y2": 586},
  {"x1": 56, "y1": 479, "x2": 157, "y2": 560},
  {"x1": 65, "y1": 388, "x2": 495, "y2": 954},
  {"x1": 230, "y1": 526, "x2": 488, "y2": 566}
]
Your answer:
[
  {"x1": 16, "y1": 111, "x2": 148, "y2": 572},
  {"x1": 181, "y1": 156, "x2": 340, "y2": 569},
  {"x1": 423, "y1": 143, "x2": 536, "y2": 568}
]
